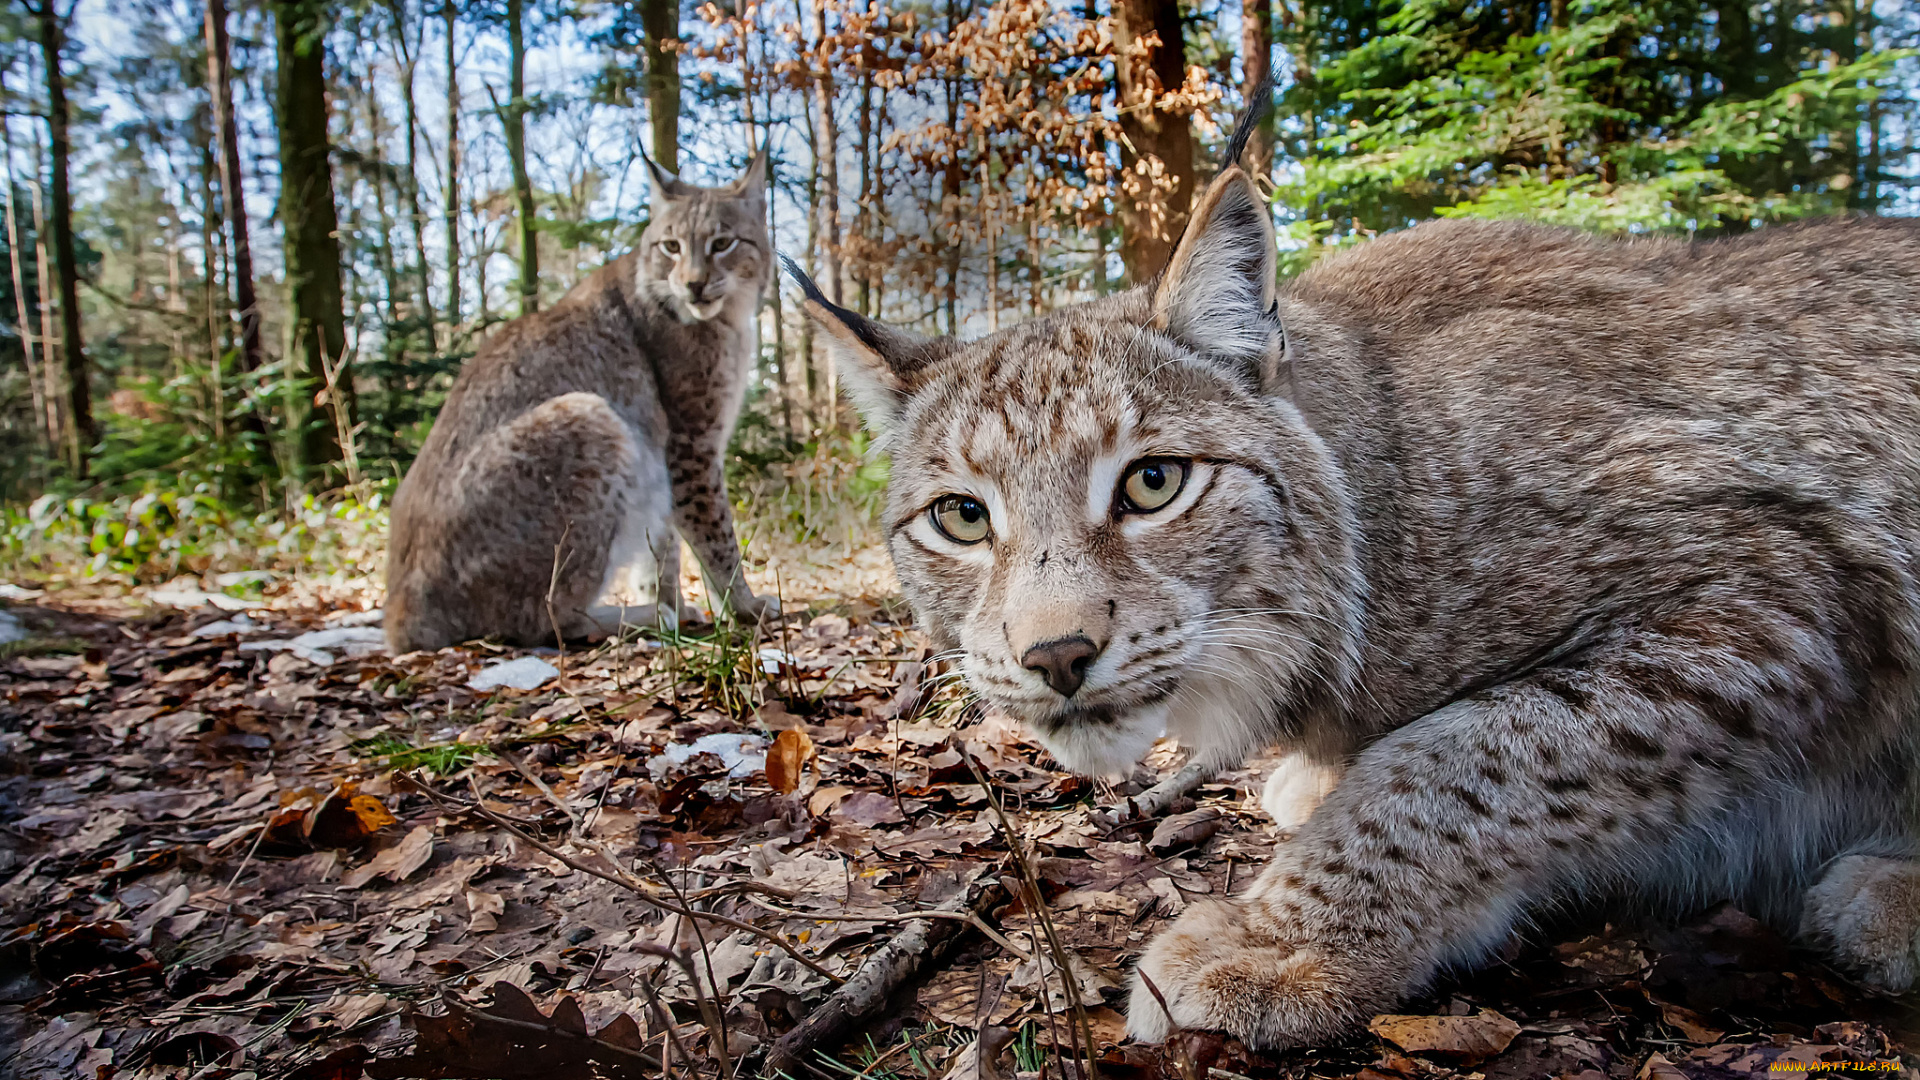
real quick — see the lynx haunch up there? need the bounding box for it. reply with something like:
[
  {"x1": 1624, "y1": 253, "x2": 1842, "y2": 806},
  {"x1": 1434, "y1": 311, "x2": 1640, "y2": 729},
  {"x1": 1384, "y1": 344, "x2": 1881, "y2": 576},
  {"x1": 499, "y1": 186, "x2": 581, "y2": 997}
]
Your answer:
[{"x1": 794, "y1": 151, "x2": 1920, "y2": 1042}]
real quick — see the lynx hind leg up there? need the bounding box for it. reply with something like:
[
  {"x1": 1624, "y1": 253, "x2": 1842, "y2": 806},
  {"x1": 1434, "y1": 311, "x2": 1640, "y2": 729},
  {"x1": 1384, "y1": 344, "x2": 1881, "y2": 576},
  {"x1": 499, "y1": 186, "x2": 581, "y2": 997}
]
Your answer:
[
  {"x1": 1260, "y1": 753, "x2": 1345, "y2": 830},
  {"x1": 442, "y1": 391, "x2": 639, "y2": 646},
  {"x1": 1801, "y1": 855, "x2": 1920, "y2": 991}
]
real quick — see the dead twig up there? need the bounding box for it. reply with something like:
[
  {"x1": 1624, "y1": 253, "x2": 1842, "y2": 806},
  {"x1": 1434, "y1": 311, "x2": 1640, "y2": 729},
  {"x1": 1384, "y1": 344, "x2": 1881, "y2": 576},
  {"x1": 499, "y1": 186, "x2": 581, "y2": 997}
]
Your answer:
[
  {"x1": 764, "y1": 860, "x2": 1014, "y2": 1077},
  {"x1": 1092, "y1": 759, "x2": 1214, "y2": 830}
]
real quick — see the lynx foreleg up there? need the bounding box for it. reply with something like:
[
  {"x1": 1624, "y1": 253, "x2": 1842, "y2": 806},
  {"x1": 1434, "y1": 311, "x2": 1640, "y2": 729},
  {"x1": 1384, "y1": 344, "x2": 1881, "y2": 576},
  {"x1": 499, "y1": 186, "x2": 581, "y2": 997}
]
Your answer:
[
  {"x1": 668, "y1": 453, "x2": 778, "y2": 624},
  {"x1": 1129, "y1": 625, "x2": 1823, "y2": 1046}
]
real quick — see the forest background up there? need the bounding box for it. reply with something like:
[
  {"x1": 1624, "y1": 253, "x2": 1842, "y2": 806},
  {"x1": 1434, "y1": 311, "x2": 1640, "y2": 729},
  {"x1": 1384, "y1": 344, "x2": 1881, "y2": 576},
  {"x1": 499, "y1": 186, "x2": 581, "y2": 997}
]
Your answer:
[{"x1": 0, "y1": 0, "x2": 1916, "y2": 588}]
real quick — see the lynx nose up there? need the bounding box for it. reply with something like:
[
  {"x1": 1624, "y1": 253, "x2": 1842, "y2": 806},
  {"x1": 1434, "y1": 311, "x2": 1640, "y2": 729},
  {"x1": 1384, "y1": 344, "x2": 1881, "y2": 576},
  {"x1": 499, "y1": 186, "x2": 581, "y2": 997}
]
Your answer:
[
  {"x1": 1022, "y1": 635, "x2": 1101, "y2": 698},
  {"x1": 686, "y1": 279, "x2": 711, "y2": 302}
]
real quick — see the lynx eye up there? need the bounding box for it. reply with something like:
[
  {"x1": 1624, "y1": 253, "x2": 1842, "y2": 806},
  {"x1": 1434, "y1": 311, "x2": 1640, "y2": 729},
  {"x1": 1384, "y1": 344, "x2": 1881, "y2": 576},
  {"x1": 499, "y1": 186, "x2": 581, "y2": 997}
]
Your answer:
[
  {"x1": 712, "y1": 236, "x2": 738, "y2": 254},
  {"x1": 930, "y1": 495, "x2": 990, "y2": 544},
  {"x1": 660, "y1": 239, "x2": 681, "y2": 256},
  {"x1": 1119, "y1": 458, "x2": 1191, "y2": 514}
]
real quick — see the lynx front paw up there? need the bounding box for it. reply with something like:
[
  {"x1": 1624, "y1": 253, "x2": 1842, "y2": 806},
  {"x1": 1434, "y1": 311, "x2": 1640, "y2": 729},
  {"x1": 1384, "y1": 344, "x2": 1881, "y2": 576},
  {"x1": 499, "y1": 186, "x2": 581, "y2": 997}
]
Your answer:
[
  {"x1": 1801, "y1": 854, "x2": 1920, "y2": 991},
  {"x1": 730, "y1": 592, "x2": 781, "y2": 623},
  {"x1": 1126, "y1": 898, "x2": 1389, "y2": 1048}
]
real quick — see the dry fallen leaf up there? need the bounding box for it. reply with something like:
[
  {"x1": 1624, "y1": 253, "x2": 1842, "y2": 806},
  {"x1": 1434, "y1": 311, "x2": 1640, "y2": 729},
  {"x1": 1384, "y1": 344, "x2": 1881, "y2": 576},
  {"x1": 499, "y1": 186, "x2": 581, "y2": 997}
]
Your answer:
[
  {"x1": 340, "y1": 825, "x2": 435, "y2": 889},
  {"x1": 767, "y1": 727, "x2": 815, "y2": 794},
  {"x1": 1368, "y1": 1009, "x2": 1522, "y2": 1065},
  {"x1": 1645, "y1": 991, "x2": 1725, "y2": 1043},
  {"x1": 465, "y1": 889, "x2": 504, "y2": 933}
]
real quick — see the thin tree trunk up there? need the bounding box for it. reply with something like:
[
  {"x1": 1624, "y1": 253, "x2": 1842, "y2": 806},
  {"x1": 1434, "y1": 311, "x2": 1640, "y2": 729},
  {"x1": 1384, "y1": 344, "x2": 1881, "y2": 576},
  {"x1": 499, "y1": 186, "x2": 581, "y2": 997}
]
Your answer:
[
  {"x1": 368, "y1": 68, "x2": 403, "y2": 461},
  {"x1": 1113, "y1": 0, "x2": 1194, "y2": 284},
  {"x1": 739, "y1": 0, "x2": 792, "y2": 445},
  {"x1": 34, "y1": 0, "x2": 93, "y2": 473},
  {"x1": 639, "y1": 0, "x2": 680, "y2": 171},
  {"x1": 809, "y1": 0, "x2": 841, "y2": 428},
  {"x1": 1240, "y1": 0, "x2": 1274, "y2": 181},
  {"x1": 274, "y1": 0, "x2": 354, "y2": 474},
  {"x1": 30, "y1": 178, "x2": 59, "y2": 450},
  {"x1": 206, "y1": 0, "x2": 264, "y2": 378},
  {"x1": 200, "y1": 138, "x2": 224, "y2": 443},
  {"x1": 809, "y1": 0, "x2": 842, "y2": 308},
  {"x1": 505, "y1": 0, "x2": 537, "y2": 314},
  {"x1": 387, "y1": 0, "x2": 433, "y2": 349},
  {"x1": 856, "y1": 64, "x2": 872, "y2": 317},
  {"x1": 0, "y1": 74, "x2": 48, "y2": 454},
  {"x1": 443, "y1": 1, "x2": 462, "y2": 336}
]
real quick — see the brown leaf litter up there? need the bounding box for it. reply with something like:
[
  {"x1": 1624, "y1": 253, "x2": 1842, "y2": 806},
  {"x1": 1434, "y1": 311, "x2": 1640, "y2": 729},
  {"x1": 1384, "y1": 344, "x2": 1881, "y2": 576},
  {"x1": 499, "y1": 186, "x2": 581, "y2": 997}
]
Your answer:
[{"x1": 0, "y1": 585, "x2": 1916, "y2": 1079}]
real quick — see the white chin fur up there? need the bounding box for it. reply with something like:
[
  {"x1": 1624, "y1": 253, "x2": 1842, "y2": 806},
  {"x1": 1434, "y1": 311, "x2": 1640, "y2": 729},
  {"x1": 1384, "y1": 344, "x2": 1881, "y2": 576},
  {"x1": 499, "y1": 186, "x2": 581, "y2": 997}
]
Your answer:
[{"x1": 1025, "y1": 703, "x2": 1168, "y2": 779}]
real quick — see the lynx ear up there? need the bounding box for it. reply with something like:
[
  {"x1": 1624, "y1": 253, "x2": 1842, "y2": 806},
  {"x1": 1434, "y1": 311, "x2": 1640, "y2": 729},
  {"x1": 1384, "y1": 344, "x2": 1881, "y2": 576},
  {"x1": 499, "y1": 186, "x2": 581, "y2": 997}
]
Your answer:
[
  {"x1": 1150, "y1": 166, "x2": 1280, "y2": 375},
  {"x1": 642, "y1": 149, "x2": 692, "y2": 203},
  {"x1": 782, "y1": 255, "x2": 948, "y2": 433},
  {"x1": 730, "y1": 148, "x2": 768, "y2": 203}
]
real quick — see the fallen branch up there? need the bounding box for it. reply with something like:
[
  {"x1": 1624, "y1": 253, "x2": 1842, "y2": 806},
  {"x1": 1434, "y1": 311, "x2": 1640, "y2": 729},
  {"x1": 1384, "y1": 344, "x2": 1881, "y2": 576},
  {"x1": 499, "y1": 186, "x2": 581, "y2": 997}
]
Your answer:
[
  {"x1": 764, "y1": 864, "x2": 1012, "y2": 1077},
  {"x1": 1093, "y1": 760, "x2": 1214, "y2": 830}
]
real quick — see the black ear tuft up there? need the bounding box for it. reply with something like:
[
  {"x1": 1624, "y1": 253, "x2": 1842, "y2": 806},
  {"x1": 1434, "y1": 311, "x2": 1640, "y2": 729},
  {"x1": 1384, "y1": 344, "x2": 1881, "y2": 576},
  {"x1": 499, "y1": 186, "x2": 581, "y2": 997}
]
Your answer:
[
  {"x1": 1224, "y1": 71, "x2": 1276, "y2": 170},
  {"x1": 780, "y1": 252, "x2": 912, "y2": 364}
]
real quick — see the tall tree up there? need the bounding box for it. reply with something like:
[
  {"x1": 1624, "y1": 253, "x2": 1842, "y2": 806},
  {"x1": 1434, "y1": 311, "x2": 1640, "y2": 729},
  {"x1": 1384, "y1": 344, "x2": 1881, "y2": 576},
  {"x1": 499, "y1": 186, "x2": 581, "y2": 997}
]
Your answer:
[
  {"x1": 808, "y1": 0, "x2": 842, "y2": 308},
  {"x1": 1241, "y1": 0, "x2": 1274, "y2": 180},
  {"x1": 638, "y1": 0, "x2": 679, "y2": 170},
  {"x1": 273, "y1": 0, "x2": 354, "y2": 473},
  {"x1": 1113, "y1": 0, "x2": 1194, "y2": 283},
  {"x1": 442, "y1": 1, "x2": 461, "y2": 335},
  {"x1": 26, "y1": 0, "x2": 93, "y2": 473},
  {"x1": 504, "y1": 0, "x2": 537, "y2": 314},
  {"x1": 0, "y1": 67, "x2": 50, "y2": 455},
  {"x1": 204, "y1": 0, "x2": 264, "y2": 379},
  {"x1": 384, "y1": 0, "x2": 433, "y2": 346}
]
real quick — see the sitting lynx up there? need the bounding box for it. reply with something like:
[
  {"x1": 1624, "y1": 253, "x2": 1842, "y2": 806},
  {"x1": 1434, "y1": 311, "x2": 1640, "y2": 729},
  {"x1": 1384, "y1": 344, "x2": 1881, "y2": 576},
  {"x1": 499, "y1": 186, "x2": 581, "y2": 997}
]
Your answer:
[
  {"x1": 386, "y1": 154, "x2": 777, "y2": 653},
  {"x1": 792, "y1": 126, "x2": 1920, "y2": 1043}
]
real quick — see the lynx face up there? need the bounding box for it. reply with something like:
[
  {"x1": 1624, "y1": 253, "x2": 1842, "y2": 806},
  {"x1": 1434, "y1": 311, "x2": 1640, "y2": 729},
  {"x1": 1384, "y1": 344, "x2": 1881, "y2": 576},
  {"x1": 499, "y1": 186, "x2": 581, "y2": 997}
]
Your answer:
[
  {"x1": 640, "y1": 154, "x2": 770, "y2": 323},
  {"x1": 793, "y1": 174, "x2": 1365, "y2": 776}
]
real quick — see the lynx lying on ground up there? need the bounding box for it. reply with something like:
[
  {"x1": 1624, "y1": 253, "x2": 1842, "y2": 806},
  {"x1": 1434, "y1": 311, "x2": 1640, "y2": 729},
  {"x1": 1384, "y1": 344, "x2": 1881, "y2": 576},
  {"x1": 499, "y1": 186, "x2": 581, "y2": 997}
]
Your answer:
[
  {"x1": 386, "y1": 156, "x2": 777, "y2": 653},
  {"x1": 794, "y1": 152, "x2": 1920, "y2": 1042}
]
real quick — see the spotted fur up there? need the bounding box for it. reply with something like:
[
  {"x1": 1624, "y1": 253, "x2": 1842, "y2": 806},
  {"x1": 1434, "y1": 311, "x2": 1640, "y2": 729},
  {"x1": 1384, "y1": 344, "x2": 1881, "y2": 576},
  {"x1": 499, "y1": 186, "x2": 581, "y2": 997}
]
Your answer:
[
  {"x1": 386, "y1": 155, "x2": 777, "y2": 652},
  {"x1": 797, "y1": 160, "x2": 1920, "y2": 1045}
]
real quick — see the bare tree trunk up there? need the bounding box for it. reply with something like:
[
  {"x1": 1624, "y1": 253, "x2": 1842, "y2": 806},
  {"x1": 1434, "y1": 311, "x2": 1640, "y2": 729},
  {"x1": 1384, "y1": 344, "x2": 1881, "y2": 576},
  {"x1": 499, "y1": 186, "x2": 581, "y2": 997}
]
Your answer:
[
  {"x1": 1240, "y1": 0, "x2": 1274, "y2": 181},
  {"x1": 0, "y1": 73, "x2": 48, "y2": 455},
  {"x1": 200, "y1": 139, "x2": 224, "y2": 442},
  {"x1": 1113, "y1": 0, "x2": 1194, "y2": 284},
  {"x1": 33, "y1": 0, "x2": 93, "y2": 474},
  {"x1": 856, "y1": 63, "x2": 872, "y2": 317},
  {"x1": 443, "y1": 1, "x2": 462, "y2": 337},
  {"x1": 387, "y1": 0, "x2": 434, "y2": 349},
  {"x1": 505, "y1": 0, "x2": 537, "y2": 315},
  {"x1": 808, "y1": 0, "x2": 842, "y2": 309},
  {"x1": 809, "y1": 0, "x2": 842, "y2": 428},
  {"x1": 368, "y1": 69, "x2": 404, "y2": 450},
  {"x1": 639, "y1": 0, "x2": 680, "y2": 171},
  {"x1": 29, "y1": 178, "x2": 59, "y2": 450},
  {"x1": 274, "y1": 0, "x2": 355, "y2": 475},
  {"x1": 206, "y1": 0, "x2": 264, "y2": 379}
]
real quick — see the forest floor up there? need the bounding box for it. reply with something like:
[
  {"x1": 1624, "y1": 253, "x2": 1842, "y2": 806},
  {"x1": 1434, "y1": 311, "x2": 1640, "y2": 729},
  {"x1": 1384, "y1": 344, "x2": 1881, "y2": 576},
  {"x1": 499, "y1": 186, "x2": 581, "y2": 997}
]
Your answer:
[{"x1": 1, "y1": 570, "x2": 1917, "y2": 1080}]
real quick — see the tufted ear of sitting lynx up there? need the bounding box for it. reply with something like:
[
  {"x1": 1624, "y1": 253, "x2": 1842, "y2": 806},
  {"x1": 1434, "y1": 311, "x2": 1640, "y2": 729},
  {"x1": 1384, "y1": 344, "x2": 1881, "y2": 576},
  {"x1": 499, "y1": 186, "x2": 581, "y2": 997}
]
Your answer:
[
  {"x1": 1150, "y1": 166, "x2": 1284, "y2": 390},
  {"x1": 728, "y1": 148, "x2": 768, "y2": 204},
  {"x1": 782, "y1": 256, "x2": 953, "y2": 433}
]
